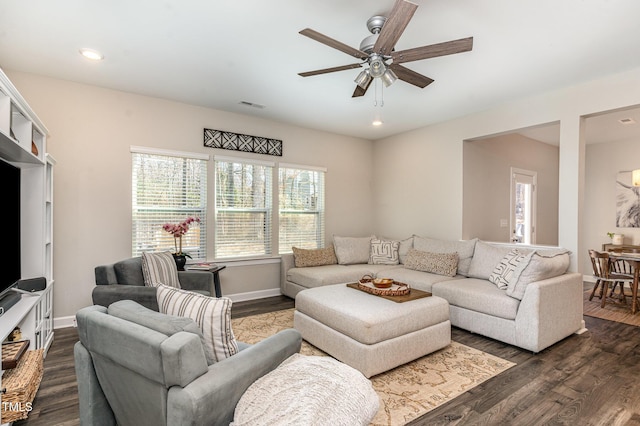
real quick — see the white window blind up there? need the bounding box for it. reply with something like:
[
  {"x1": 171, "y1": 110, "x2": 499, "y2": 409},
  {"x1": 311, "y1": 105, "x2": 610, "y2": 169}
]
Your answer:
[
  {"x1": 131, "y1": 151, "x2": 207, "y2": 259},
  {"x1": 214, "y1": 158, "x2": 273, "y2": 259},
  {"x1": 279, "y1": 165, "x2": 325, "y2": 253}
]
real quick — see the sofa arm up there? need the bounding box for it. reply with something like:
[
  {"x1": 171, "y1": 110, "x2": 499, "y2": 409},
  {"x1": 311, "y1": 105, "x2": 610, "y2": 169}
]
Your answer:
[
  {"x1": 74, "y1": 341, "x2": 117, "y2": 426},
  {"x1": 178, "y1": 271, "x2": 213, "y2": 293},
  {"x1": 280, "y1": 253, "x2": 296, "y2": 289},
  {"x1": 92, "y1": 285, "x2": 160, "y2": 311},
  {"x1": 167, "y1": 328, "x2": 302, "y2": 426},
  {"x1": 515, "y1": 272, "x2": 583, "y2": 352}
]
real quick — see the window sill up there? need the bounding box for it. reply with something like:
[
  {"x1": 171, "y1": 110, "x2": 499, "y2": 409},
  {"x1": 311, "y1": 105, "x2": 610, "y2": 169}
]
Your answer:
[{"x1": 213, "y1": 257, "x2": 281, "y2": 267}]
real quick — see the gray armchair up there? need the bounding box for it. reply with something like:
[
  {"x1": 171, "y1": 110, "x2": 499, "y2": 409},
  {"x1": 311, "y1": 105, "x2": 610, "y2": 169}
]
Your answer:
[
  {"x1": 74, "y1": 301, "x2": 302, "y2": 426},
  {"x1": 93, "y1": 257, "x2": 213, "y2": 310}
]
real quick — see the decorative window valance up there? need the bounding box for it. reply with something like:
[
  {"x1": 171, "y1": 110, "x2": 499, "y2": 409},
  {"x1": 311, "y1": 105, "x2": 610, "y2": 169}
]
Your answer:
[{"x1": 204, "y1": 128, "x2": 283, "y2": 156}]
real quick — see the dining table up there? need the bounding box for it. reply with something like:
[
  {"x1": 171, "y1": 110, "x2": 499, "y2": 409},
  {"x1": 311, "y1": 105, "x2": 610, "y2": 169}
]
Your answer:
[{"x1": 608, "y1": 251, "x2": 640, "y2": 314}]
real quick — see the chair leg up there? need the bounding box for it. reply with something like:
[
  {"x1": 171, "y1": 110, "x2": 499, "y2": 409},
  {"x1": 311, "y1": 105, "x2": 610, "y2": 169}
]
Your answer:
[
  {"x1": 601, "y1": 281, "x2": 610, "y2": 308},
  {"x1": 589, "y1": 280, "x2": 601, "y2": 301}
]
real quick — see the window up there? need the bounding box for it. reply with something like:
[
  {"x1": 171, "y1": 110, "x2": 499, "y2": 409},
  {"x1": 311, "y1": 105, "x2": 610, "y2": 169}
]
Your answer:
[
  {"x1": 214, "y1": 157, "x2": 273, "y2": 259},
  {"x1": 131, "y1": 147, "x2": 207, "y2": 259},
  {"x1": 279, "y1": 165, "x2": 326, "y2": 253}
]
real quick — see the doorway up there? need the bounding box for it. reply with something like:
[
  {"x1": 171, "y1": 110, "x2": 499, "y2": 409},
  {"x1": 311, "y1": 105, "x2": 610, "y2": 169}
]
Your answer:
[{"x1": 511, "y1": 167, "x2": 537, "y2": 244}]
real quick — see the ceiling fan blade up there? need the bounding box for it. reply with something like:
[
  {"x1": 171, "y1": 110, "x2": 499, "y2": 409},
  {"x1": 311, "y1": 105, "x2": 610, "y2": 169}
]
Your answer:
[
  {"x1": 299, "y1": 63, "x2": 363, "y2": 77},
  {"x1": 373, "y1": 0, "x2": 418, "y2": 56},
  {"x1": 392, "y1": 37, "x2": 473, "y2": 64},
  {"x1": 299, "y1": 28, "x2": 369, "y2": 60},
  {"x1": 389, "y1": 64, "x2": 434, "y2": 88},
  {"x1": 352, "y1": 79, "x2": 373, "y2": 98}
]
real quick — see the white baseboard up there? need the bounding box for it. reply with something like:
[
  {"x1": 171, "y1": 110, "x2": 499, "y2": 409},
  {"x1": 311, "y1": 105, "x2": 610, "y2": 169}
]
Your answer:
[
  {"x1": 583, "y1": 274, "x2": 595, "y2": 283},
  {"x1": 54, "y1": 315, "x2": 76, "y2": 329},
  {"x1": 575, "y1": 319, "x2": 588, "y2": 335},
  {"x1": 226, "y1": 288, "x2": 282, "y2": 302}
]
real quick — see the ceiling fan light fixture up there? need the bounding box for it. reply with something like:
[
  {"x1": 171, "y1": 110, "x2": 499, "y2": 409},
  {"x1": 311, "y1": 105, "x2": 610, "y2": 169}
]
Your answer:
[
  {"x1": 369, "y1": 55, "x2": 386, "y2": 78},
  {"x1": 381, "y1": 68, "x2": 397, "y2": 87},
  {"x1": 354, "y1": 69, "x2": 372, "y2": 89}
]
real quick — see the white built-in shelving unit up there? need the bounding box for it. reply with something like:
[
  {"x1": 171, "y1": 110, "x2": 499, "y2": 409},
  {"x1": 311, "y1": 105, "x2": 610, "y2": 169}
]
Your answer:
[{"x1": 0, "y1": 68, "x2": 54, "y2": 423}]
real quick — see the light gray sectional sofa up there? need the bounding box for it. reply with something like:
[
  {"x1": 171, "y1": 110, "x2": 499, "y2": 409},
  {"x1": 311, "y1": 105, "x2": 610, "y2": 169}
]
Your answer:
[{"x1": 281, "y1": 236, "x2": 584, "y2": 353}]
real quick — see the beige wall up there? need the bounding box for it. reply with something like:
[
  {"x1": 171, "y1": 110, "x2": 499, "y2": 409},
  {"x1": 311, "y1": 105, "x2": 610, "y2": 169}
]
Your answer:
[
  {"x1": 583, "y1": 138, "x2": 640, "y2": 271},
  {"x1": 462, "y1": 133, "x2": 559, "y2": 245},
  {"x1": 7, "y1": 71, "x2": 375, "y2": 319},
  {"x1": 373, "y1": 66, "x2": 640, "y2": 275}
]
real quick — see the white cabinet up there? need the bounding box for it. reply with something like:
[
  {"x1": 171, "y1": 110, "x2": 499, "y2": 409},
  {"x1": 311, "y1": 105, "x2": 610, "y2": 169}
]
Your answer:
[{"x1": 0, "y1": 68, "x2": 54, "y2": 421}]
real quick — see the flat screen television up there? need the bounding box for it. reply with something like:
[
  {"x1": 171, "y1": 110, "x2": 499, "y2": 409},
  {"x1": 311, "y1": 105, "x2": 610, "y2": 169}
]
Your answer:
[{"x1": 0, "y1": 158, "x2": 21, "y2": 301}]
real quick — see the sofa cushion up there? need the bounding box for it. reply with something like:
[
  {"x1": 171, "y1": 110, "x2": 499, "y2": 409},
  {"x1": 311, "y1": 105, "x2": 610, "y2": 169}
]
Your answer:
[
  {"x1": 292, "y1": 246, "x2": 338, "y2": 268},
  {"x1": 413, "y1": 236, "x2": 477, "y2": 276},
  {"x1": 506, "y1": 249, "x2": 571, "y2": 300},
  {"x1": 489, "y1": 249, "x2": 532, "y2": 290},
  {"x1": 141, "y1": 251, "x2": 181, "y2": 288},
  {"x1": 113, "y1": 257, "x2": 145, "y2": 286},
  {"x1": 432, "y1": 278, "x2": 520, "y2": 320},
  {"x1": 156, "y1": 285, "x2": 238, "y2": 362},
  {"x1": 377, "y1": 267, "x2": 460, "y2": 293},
  {"x1": 333, "y1": 235, "x2": 374, "y2": 265},
  {"x1": 287, "y1": 264, "x2": 375, "y2": 288},
  {"x1": 107, "y1": 299, "x2": 213, "y2": 365},
  {"x1": 467, "y1": 241, "x2": 520, "y2": 280},
  {"x1": 404, "y1": 249, "x2": 458, "y2": 277},
  {"x1": 369, "y1": 238, "x2": 400, "y2": 265}
]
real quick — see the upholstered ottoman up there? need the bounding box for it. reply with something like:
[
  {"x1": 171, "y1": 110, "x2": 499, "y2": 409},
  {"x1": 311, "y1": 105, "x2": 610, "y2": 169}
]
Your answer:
[{"x1": 294, "y1": 284, "x2": 451, "y2": 378}]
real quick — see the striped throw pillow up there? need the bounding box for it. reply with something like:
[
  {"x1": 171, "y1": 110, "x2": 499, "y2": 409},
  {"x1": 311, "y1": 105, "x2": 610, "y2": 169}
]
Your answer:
[
  {"x1": 141, "y1": 251, "x2": 181, "y2": 288},
  {"x1": 156, "y1": 285, "x2": 238, "y2": 362}
]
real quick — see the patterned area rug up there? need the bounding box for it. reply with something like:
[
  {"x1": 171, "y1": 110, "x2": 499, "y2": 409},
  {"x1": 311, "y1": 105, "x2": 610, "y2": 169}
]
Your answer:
[
  {"x1": 583, "y1": 289, "x2": 640, "y2": 327},
  {"x1": 232, "y1": 309, "x2": 515, "y2": 425}
]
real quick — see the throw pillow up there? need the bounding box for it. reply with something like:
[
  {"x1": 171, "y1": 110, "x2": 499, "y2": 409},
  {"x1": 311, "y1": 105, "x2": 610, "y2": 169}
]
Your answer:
[
  {"x1": 292, "y1": 246, "x2": 338, "y2": 268},
  {"x1": 156, "y1": 284, "x2": 238, "y2": 362},
  {"x1": 467, "y1": 241, "x2": 522, "y2": 280},
  {"x1": 333, "y1": 235, "x2": 374, "y2": 265},
  {"x1": 141, "y1": 251, "x2": 181, "y2": 288},
  {"x1": 506, "y1": 249, "x2": 570, "y2": 300},
  {"x1": 489, "y1": 249, "x2": 530, "y2": 290},
  {"x1": 369, "y1": 238, "x2": 400, "y2": 265},
  {"x1": 404, "y1": 248, "x2": 459, "y2": 277},
  {"x1": 413, "y1": 236, "x2": 477, "y2": 276}
]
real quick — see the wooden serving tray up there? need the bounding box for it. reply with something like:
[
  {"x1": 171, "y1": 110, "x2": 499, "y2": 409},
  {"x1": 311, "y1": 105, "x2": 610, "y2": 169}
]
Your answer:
[{"x1": 2, "y1": 340, "x2": 30, "y2": 370}]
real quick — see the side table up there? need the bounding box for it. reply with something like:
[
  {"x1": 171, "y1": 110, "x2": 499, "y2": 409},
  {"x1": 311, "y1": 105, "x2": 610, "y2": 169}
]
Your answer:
[{"x1": 185, "y1": 265, "x2": 226, "y2": 298}]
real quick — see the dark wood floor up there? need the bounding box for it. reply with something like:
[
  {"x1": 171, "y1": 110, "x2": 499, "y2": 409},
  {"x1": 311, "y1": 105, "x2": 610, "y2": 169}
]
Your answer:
[{"x1": 15, "y1": 295, "x2": 640, "y2": 426}]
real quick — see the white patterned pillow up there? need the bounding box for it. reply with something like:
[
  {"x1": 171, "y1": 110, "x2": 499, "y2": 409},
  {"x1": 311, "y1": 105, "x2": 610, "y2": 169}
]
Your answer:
[
  {"x1": 156, "y1": 285, "x2": 238, "y2": 362},
  {"x1": 489, "y1": 249, "x2": 529, "y2": 290},
  {"x1": 369, "y1": 238, "x2": 400, "y2": 265},
  {"x1": 141, "y1": 251, "x2": 181, "y2": 288}
]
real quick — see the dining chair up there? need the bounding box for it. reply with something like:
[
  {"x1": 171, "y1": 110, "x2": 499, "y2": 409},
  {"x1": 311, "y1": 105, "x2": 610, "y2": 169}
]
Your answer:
[
  {"x1": 588, "y1": 249, "x2": 635, "y2": 308},
  {"x1": 607, "y1": 248, "x2": 640, "y2": 299}
]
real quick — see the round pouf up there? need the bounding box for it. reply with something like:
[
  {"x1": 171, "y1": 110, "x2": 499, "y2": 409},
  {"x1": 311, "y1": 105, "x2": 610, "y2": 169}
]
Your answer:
[{"x1": 232, "y1": 354, "x2": 379, "y2": 426}]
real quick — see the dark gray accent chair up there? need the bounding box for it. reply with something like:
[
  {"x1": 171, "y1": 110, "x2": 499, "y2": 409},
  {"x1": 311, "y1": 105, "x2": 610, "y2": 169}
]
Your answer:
[
  {"x1": 93, "y1": 257, "x2": 214, "y2": 311},
  {"x1": 74, "y1": 301, "x2": 302, "y2": 426}
]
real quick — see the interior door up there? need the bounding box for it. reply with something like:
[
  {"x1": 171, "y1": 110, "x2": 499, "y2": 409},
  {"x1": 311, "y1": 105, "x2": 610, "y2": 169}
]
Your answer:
[{"x1": 510, "y1": 168, "x2": 537, "y2": 244}]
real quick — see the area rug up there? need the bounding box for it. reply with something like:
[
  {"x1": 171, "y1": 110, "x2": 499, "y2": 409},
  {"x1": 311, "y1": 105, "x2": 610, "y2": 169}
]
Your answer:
[
  {"x1": 232, "y1": 309, "x2": 515, "y2": 425},
  {"x1": 583, "y1": 289, "x2": 640, "y2": 327}
]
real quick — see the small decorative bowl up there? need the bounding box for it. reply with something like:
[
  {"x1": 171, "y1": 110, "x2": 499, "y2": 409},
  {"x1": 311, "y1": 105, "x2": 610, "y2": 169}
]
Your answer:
[{"x1": 373, "y1": 278, "x2": 394, "y2": 288}]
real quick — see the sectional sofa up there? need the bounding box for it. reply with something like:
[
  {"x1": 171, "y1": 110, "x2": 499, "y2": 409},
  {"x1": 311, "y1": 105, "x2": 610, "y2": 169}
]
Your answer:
[{"x1": 281, "y1": 236, "x2": 584, "y2": 353}]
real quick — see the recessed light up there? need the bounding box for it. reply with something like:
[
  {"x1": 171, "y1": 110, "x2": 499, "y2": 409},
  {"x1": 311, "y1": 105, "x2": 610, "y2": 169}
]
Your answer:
[
  {"x1": 372, "y1": 119, "x2": 383, "y2": 126},
  {"x1": 79, "y1": 48, "x2": 104, "y2": 61},
  {"x1": 618, "y1": 118, "x2": 636, "y2": 125}
]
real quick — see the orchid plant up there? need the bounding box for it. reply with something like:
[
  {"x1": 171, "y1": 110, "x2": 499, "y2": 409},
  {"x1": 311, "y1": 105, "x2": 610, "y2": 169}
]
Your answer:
[{"x1": 162, "y1": 216, "x2": 200, "y2": 257}]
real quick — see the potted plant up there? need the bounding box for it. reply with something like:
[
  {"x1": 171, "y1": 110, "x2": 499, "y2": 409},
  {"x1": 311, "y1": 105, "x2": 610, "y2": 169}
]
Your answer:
[
  {"x1": 162, "y1": 216, "x2": 200, "y2": 270},
  {"x1": 607, "y1": 231, "x2": 625, "y2": 246}
]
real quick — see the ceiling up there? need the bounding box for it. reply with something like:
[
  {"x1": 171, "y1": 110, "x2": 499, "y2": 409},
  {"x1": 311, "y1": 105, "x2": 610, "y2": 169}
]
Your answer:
[{"x1": 1, "y1": 0, "x2": 640, "y2": 141}]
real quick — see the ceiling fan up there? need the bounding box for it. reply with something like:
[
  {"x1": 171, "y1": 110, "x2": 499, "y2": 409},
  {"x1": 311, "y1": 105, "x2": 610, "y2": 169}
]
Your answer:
[{"x1": 298, "y1": 0, "x2": 473, "y2": 98}]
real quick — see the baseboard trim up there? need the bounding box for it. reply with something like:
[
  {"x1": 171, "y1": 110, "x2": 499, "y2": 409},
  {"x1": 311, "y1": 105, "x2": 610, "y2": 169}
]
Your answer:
[
  {"x1": 575, "y1": 319, "x2": 588, "y2": 335},
  {"x1": 54, "y1": 315, "x2": 77, "y2": 329},
  {"x1": 226, "y1": 288, "x2": 282, "y2": 302}
]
